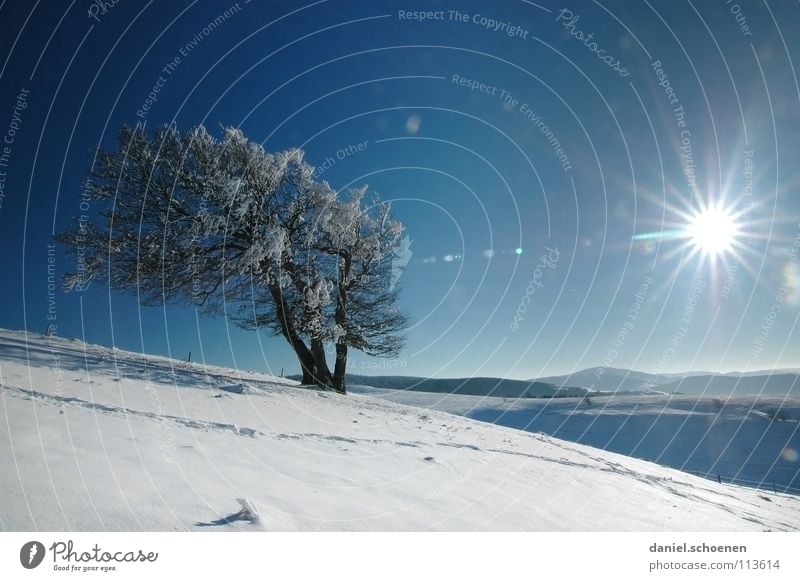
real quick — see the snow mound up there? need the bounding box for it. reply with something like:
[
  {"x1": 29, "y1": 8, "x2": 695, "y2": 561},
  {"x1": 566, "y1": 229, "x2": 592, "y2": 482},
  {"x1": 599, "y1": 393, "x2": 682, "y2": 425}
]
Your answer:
[
  {"x1": 217, "y1": 383, "x2": 258, "y2": 395},
  {"x1": 235, "y1": 498, "x2": 262, "y2": 524}
]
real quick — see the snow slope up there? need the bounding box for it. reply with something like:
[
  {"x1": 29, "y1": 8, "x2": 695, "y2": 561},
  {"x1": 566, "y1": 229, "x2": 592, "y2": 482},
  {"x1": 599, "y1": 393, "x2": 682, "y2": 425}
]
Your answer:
[
  {"x1": 350, "y1": 387, "x2": 800, "y2": 494},
  {"x1": 1, "y1": 329, "x2": 799, "y2": 531}
]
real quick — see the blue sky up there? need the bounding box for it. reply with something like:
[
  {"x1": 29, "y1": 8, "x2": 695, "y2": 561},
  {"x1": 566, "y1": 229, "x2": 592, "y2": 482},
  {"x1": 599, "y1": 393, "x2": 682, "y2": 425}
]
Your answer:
[{"x1": 0, "y1": 0, "x2": 798, "y2": 380}]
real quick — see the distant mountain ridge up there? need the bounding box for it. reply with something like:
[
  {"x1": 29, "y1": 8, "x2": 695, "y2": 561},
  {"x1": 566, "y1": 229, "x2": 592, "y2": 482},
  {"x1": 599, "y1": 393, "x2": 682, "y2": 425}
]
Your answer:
[
  {"x1": 535, "y1": 367, "x2": 800, "y2": 396},
  {"x1": 290, "y1": 367, "x2": 799, "y2": 398},
  {"x1": 536, "y1": 367, "x2": 660, "y2": 392},
  {"x1": 344, "y1": 375, "x2": 586, "y2": 398}
]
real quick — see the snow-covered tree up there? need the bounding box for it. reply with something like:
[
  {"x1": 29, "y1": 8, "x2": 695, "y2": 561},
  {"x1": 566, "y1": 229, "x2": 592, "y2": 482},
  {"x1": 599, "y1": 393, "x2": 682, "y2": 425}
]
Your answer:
[
  {"x1": 236, "y1": 183, "x2": 409, "y2": 393},
  {"x1": 312, "y1": 187, "x2": 409, "y2": 391},
  {"x1": 57, "y1": 124, "x2": 408, "y2": 392}
]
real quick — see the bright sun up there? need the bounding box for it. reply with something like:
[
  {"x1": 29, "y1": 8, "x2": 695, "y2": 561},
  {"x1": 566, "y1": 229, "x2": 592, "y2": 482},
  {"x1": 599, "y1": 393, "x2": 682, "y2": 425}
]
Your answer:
[{"x1": 685, "y1": 206, "x2": 740, "y2": 256}]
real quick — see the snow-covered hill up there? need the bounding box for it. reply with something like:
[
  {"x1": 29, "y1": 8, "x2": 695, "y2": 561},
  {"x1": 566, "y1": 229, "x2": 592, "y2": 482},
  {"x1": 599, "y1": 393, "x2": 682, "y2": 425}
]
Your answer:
[
  {"x1": 1, "y1": 329, "x2": 799, "y2": 531},
  {"x1": 536, "y1": 367, "x2": 662, "y2": 392},
  {"x1": 536, "y1": 367, "x2": 800, "y2": 395},
  {"x1": 350, "y1": 387, "x2": 800, "y2": 494}
]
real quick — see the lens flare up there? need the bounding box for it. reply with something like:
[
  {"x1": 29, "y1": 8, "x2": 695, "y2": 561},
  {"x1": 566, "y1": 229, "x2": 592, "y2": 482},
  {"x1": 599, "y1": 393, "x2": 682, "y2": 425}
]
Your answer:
[{"x1": 782, "y1": 448, "x2": 799, "y2": 462}]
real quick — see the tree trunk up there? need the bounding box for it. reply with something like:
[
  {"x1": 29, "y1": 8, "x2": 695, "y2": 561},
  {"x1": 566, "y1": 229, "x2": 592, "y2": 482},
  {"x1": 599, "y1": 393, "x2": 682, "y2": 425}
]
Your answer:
[
  {"x1": 269, "y1": 282, "x2": 315, "y2": 385},
  {"x1": 331, "y1": 255, "x2": 350, "y2": 394},
  {"x1": 297, "y1": 343, "x2": 316, "y2": 385},
  {"x1": 311, "y1": 337, "x2": 333, "y2": 388},
  {"x1": 333, "y1": 342, "x2": 347, "y2": 394}
]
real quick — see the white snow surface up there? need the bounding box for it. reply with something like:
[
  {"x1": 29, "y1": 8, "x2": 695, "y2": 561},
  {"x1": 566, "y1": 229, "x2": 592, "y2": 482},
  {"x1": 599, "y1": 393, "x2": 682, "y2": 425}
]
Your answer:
[
  {"x1": 348, "y1": 386, "x2": 800, "y2": 494},
  {"x1": 1, "y1": 328, "x2": 799, "y2": 531}
]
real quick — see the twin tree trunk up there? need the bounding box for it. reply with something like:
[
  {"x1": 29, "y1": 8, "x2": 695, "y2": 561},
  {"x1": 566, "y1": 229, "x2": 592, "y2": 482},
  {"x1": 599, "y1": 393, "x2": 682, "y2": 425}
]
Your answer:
[
  {"x1": 305, "y1": 338, "x2": 345, "y2": 394},
  {"x1": 298, "y1": 260, "x2": 350, "y2": 394},
  {"x1": 291, "y1": 253, "x2": 352, "y2": 395},
  {"x1": 268, "y1": 278, "x2": 347, "y2": 393},
  {"x1": 283, "y1": 323, "x2": 346, "y2": 393}
]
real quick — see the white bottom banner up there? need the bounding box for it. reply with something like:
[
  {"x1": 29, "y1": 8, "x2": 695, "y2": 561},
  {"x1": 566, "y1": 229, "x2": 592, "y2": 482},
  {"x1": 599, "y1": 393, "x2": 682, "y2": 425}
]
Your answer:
[{"x1": 1, "y1": 532, "x2": 797, "y2": 580}]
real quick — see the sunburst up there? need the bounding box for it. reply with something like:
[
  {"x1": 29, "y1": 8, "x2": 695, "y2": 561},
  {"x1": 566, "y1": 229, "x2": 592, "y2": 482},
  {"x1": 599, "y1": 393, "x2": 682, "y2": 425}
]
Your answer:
[{"x1": 684, "y1": 203, "x2": 741, "y2": 258}]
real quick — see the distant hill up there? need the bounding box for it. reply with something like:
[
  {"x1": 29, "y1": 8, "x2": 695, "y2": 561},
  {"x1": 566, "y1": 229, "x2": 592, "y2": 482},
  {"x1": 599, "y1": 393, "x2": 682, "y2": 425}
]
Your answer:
[
  {"x1": 535, "y1": 367, "x2": 800, "y2": 395},
  {"x1": 286, "y1": 366, "x2": 800, "y2": 398},
  {"x1": 344, "y1": 374, "x2": 586, "y2": 398},
  {"x1": 660, "y1": 373, "x2": 800, "y2": 396},
  {"x1": 535, "y1": 367, "x2": 666, "y2": 392}
]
